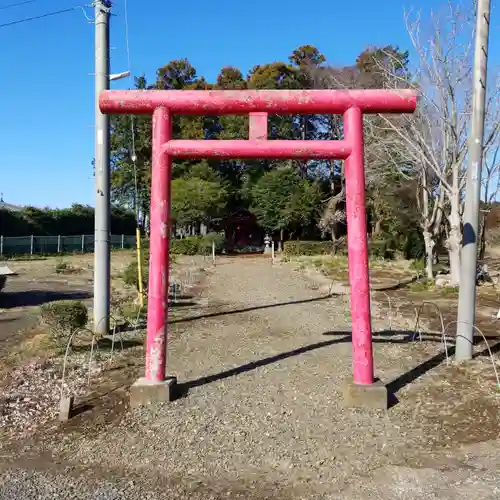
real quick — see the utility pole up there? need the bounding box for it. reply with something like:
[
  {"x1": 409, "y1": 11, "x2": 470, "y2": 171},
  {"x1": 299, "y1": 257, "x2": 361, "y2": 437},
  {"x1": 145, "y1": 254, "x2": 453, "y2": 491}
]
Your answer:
[
  {"x1": 93, "y1": 0, "x2": 112, "y2": 335},
  {"x1": 456, "y1": 0, "x2": 491, "y2": 361}
]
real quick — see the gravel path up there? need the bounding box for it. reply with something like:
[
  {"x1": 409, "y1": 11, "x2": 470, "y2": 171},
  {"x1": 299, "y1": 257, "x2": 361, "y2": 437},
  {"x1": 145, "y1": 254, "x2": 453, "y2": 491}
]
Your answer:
[{"x1": 1, "y1": 257, "x2": 499, "y2": 499}]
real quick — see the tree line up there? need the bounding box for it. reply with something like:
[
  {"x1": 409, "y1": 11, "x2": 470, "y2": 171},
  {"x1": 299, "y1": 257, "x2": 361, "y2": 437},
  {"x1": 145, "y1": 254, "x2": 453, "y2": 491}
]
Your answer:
[
  {"x1": 110, "y1": 46, "x2": 420, "y2": 250},
  {"x1": 110, "y1": 1, "x2": 500, "y2": 285},
  {"x1": 0, "y1": 204, "x2": 136, "y2": 236}
]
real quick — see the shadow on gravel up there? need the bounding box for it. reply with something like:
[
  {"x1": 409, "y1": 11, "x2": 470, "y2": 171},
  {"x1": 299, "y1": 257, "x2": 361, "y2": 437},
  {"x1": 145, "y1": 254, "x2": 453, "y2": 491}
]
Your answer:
[
  {"x1": 178, "y1": 329, "x2": 500, "y2": 406},
  {"x1": 170, "y1": 294, "x2": 340, "y2": 325},
  {"x1": 385, "y1": 347, "x2": 453, "y2": 396},
  {"x1": 169, "y1": 293, "x2": 195, "y2": 300},
  {"x1": 0, "y1": 290, "x2": 92, "y2": 308},
  {"x1": 476, "y1": 340, "x2": 500, "y2": 357},
  {"x1": 70, "y1": 338, "x2": 144, "y2": 353},
  {"x1": 321, "y1": 329, "x2": 454, "y2": 406},
  {"x1": 324, "y1": 329, "x2": 500, "y2": 407},
  {"x1": 177, "y1": 334, "x2": 352, "y2": 398},
  {"x1": 370, "y1": 275, "x2": 420, "y2": 292},
  {"x1": 168, "y1": 301, "x2": 199, "y2": 308},
  {"x1": 0, "y1": 316, "x2": 21, "y2": 323}
]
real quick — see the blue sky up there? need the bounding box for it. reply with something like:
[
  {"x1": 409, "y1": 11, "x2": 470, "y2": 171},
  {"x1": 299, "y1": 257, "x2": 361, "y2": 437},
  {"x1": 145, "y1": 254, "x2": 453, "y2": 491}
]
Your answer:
[{"x1": 0, "y1": 0, "x2": 495, "y2": 208}]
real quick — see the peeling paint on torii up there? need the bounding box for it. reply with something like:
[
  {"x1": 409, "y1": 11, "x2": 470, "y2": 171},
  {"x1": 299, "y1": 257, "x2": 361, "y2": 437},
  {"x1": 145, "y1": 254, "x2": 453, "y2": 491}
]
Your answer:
[{"x1": 99, "y1": 89, "x2": 417, "y2": 387}]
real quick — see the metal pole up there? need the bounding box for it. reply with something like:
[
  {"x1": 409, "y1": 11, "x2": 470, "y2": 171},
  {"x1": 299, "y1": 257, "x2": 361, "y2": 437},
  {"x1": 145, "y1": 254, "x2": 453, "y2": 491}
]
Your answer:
[
  {"x1": 456, "y1": 0, "x2": 491, "y2": 361},
  {"x1": 136, "y1": 227, "x2": 144, "y2": 308},
  {"x1": 0, "y1": 235, "x2": 3, "y2": 256},
  {"x1": 57, "y1": 235, "x2": 61, "y2": 253},
  {"x1": 212, "y1": 240, "x2": 216, "y2": 266},
  {"x1": 93, "y1": 0, "x2": 111, "y2": 335},
  {"x1": 30, "y1": 235, "x2": 34, "y2": 256},
  {"x1": 344, "y1": 107, "x2": 374, "y2": 385}
]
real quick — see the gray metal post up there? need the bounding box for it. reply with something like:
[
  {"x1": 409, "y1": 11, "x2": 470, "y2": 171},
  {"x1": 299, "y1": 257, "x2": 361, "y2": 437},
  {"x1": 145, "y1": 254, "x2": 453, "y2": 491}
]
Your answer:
[
  {"x1": 57, "y1": 235, "x2": 61, "y2": 253},
  {"x1": 456, "y1": 0, "x2": 491, "y2": 361},
  {"x1": 93, "y1": 0, "x2": 112, "y2": 335},
  {"x1": 30, "y1": 235, "x2": 34, "y2": 256},
  {"x1": 0, "y1": 235, "x2": 3, "y2": 256}
]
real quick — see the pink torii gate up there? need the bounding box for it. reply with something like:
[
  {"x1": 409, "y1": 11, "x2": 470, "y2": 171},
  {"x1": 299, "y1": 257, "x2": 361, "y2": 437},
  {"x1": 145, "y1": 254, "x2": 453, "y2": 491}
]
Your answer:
[{"x1": 99, "y1": 89, "x2": 417, "y2": 407}]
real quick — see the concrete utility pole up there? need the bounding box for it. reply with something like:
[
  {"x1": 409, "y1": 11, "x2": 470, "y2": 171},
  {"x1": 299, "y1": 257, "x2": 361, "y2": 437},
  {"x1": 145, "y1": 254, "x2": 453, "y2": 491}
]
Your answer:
[
  {"x1": 456, "y1": 0, "x2": 491, "y2": 361},
  {"x1": 93, "y1": 0, "x2": 112, "y2": 335}
]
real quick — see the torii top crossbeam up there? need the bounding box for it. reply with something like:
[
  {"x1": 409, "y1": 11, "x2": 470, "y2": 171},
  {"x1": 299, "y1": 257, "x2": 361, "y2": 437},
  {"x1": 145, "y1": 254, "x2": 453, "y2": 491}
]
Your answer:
[{"x1": 99, "y1": 89, "x2": 417, "y2": 116}]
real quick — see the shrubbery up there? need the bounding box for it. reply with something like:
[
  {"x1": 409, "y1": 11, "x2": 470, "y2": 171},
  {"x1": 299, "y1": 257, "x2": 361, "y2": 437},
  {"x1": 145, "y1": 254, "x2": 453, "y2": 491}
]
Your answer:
[
  {"x1": 282, "y1": 239, "x2": 399, "y2": 258},
  {"x1": 171, "y1": 233, "x2": 224, "y2": 255},
  {"x1": 283, "y1": 240, "x2": 333, "y2": 256},
  {"x1": 283, "y1": 233, "x2": 424, "y2": 260},
  {"x1": 0, "y1": 204, "x2": 136, "y2": 236},
  {"x1": 40, "y1": 300, "x2": 88, "y2": 347},
  {"x1": 122, "y1": 257, "x2": 149, "y2": 290},
  {"x1": 369, "y1": 236, "x2": 397, "y2": 260},
  {"x1": 122, "y1": 233, "x2": 224, "y2": 290},
  {"x1": 370, "y1": 232, "x2": 425, "y2": 260}
]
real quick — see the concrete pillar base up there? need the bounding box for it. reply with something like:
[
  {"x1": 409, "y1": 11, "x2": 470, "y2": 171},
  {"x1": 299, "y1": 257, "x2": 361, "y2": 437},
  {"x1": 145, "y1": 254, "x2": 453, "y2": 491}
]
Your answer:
[
  {"x1": 342, "y1": 377, "x2": 388, "y2": 410},
  {"x1": 59, "y1": 395, "x2": 74, "y2": 421},
  {"x1": 130, "y1": 376, "x2": 177, "y2": 409}
]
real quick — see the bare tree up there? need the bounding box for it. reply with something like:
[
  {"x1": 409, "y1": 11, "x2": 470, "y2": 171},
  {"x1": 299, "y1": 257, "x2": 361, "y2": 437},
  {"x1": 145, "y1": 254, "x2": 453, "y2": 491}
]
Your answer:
[
  {"x1": 313, "y1": 39, "x2": 461, "y2": 273},
  {"x1": 479, "y1": 78, "x2": 500, "y2": 259},
  {"x1": 312, "y1": 64, "x2": 405, "y2": 246},
  {"x1": 311, "y1": 66, "x2": 357, "y2": 249},
  {"x1": 310, "y1": 1, "x2": 500, "y2": 280},
  {"x1": 370, "y1": 1, "x2": 476, "y2": 284}
]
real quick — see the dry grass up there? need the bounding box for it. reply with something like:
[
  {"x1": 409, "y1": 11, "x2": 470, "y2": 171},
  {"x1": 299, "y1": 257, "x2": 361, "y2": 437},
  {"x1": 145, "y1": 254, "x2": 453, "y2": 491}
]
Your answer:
[{"x1": 0, "y1": 251, "x2": 212, "y2": 441}]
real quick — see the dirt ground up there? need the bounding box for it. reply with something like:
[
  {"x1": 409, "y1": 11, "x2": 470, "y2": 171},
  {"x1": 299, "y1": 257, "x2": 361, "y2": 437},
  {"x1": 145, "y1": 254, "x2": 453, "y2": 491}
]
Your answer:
[
  {"x1": 0, "y1": 252, "x2": 499, "y2": 499},
  {"x1": 0, "y1": 254, "x2": 123, "y2": 352},
  {"x1": 0, "y1": 252, "x2": 208, "y2": 352}
]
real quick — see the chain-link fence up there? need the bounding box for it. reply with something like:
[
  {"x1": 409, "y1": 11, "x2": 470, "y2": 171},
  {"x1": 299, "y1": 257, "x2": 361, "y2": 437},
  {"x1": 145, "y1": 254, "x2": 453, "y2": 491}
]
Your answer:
[{"x1": 0, "y1": 234, "x2": 136, "y2": 257}]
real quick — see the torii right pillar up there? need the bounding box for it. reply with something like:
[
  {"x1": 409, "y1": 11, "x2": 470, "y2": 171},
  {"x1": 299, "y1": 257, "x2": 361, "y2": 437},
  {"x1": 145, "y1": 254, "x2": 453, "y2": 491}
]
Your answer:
[{"x1": 341, "y1": 106, "x2": 388, "y2": 409}]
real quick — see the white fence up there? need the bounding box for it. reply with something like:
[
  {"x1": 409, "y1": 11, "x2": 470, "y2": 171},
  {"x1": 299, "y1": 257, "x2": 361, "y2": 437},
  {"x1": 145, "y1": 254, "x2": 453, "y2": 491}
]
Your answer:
[{"x1": 0, "y1": 234, "x2": 136, "y2": 257}]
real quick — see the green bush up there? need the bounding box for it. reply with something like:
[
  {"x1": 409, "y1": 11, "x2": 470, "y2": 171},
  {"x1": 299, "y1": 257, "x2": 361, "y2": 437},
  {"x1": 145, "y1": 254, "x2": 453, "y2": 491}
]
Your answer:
[
  {"x1": 369, "y1": 239, "x2": 395, "y2": 260},
  {"x1": 55, "y1": 261, "x2": 80, "y2": 274},
  {"x1": 283, "y1": 240, "x2": 333, "y2": 256},
  {"x1": 0, "y1": 205, "x2": 136, "y2": 237},
  {"x1": 410, "y1": 258, "x2": 426, "y2": 277},
  {"x1": 123, "y1": 257, "x2": 149, "y2": 291},
  {"x1": 170, "y1": 237, "x2": 200, "y2": 255},
  {"x1": 283, "y1": 238, "x2": 408, "y2": 260},
  {"x1": 171, "y1": 234, "x2": 225, "y2": 255},
  {"x1": 370, "y1": 231, "x2": 424, "y2": 260},
  {"x1": 402, "y1": 231, "x2": 425, "y2": 260},
  {"x1": 198, "y1": 232, "x2": 225, "y2": 254},
  {"x1": 40, "y1": 300, "x2": 88, "y2": 346}
]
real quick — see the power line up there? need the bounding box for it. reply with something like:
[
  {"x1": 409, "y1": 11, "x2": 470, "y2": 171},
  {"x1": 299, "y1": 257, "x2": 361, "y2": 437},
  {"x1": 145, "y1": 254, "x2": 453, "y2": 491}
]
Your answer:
[
  {"x1": 0, "y1": 4, "x2": 86, "y2": 28},
  {"x1": 123, "y1": 0, "x2": 139, "y2": 217},
  {"x1": 123, "y1": 0, "x2": 144, "y2": 310},
  {"x1": 124, "y1": 0, "x2": 132, "y2": 73},
  {"x1": 0, "y1": 0, "x2": 36, "y2": 11}
]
